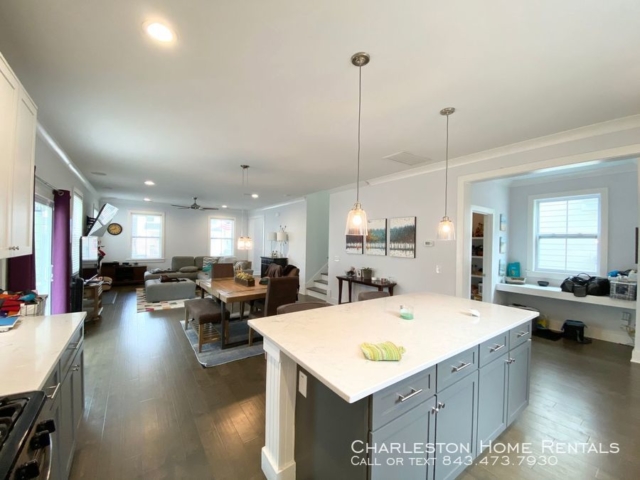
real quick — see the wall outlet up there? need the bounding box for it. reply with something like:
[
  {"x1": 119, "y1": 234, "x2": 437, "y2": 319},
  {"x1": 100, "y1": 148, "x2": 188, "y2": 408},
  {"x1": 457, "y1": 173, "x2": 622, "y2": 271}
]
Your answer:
[
  {"x1": 298, "y1": 371, "x2": 308, "y2": 397},
  {"x1": 424, "y1": 240, "x2": 435, "y2": 247},
  {"x1": 436, "y1": 265, "x2": 442, "y2": 274},
  {"x1": 334, "y1": 255, "x2": 340, "y2": 262}
]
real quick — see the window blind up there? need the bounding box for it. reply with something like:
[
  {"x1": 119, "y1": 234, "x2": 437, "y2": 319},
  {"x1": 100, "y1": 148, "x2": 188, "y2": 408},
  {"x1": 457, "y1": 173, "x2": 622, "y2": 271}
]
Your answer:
[
  {"x1": 210, "y1": 218, "x2": 235, "y2": 256},
  {"x1": 71, "y1": 193, "x2": 83, "y2": 275},
  {"x1": 535, "y1": 195, "x2": 600, "y2": 274},
  {"x1": 131, "y1": 213, "x2": 163, "y2": 259}
]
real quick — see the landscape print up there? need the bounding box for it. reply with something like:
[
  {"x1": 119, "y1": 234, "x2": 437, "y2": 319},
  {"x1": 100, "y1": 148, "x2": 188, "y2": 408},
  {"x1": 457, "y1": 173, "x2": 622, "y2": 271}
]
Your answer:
[
  {"x1": 366, "y1": 219, "x2": 387, "y2": 256},
  {"x1": 389, "y1": 217, "x2": 416, "y2": 258},
  {"x1": 346, "y1": 235, "x2": 364, "y2": 254}
]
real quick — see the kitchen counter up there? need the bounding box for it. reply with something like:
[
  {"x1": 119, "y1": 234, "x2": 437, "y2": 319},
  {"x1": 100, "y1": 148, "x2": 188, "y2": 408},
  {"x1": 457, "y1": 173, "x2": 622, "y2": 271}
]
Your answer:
[
  {"x1": 249, "y1": 292, "x2": 537, "y2": 403},
  {"x1": 0, "y1": 313, "x2": 86, "y2": 396}
]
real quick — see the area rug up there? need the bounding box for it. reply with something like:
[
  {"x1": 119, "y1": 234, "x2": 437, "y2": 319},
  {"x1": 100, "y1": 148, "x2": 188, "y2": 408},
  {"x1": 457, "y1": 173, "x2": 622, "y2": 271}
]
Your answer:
[
  {"x1": 179, "y1": 320, "x2": 264, "y2": 367},
  {"x1": 102, "y1": 290, "x2": 118, "y2": 305},
  {"x1": 136, "y1": 288, "x2": 201, "y2": 313}
]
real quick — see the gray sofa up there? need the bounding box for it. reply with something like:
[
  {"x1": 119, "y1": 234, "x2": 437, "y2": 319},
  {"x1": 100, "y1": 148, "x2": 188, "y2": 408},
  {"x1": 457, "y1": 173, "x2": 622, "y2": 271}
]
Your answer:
[{"x1": 144, "y1": 255, "x2": 251, "y2": 281}]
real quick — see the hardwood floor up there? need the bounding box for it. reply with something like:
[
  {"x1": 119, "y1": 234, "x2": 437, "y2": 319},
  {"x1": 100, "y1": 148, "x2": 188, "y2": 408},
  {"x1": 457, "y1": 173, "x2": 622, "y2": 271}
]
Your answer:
[{"x1": 70, "y1": 288, "x2": 640, "y2": 480}]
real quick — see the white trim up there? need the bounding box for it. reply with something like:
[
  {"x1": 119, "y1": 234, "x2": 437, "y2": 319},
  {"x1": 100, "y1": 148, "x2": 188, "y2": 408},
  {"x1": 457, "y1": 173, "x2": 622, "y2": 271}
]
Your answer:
[
  {"x1": 526, "y1": 188, "x2": 608, "y2": 277},
  {"x1": 129, "y1": 210, "x2": 165, "y2": 261},
  {"x1": 253, "y1": 198, "x2": 305, "y2": 212},
  {"x1": 507, "y1": 160, "x2": 638, "y2": 188},
  {"x1": 456, "y1": 145, "x2": 640, "y2": 299},
  {"x1": 208, "y1": 215, "x2": 236, "y2": 257}
]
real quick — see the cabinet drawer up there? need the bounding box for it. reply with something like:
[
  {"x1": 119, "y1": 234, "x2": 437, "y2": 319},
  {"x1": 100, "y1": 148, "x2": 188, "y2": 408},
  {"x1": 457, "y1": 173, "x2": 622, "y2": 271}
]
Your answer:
[
  {"x1": 437, "y1": 346, "x2": 479, "y2": 392},
  {"x1": 60, "y1": 325, "x2": 83, "y2": 375},
  {"x1": 510, "y1": 322, "x2": 531, "y2": 350},
  {"x1": 479, "y1": 332, "x2": 509, "y2": 367},
  {"x1": 371, "y1": 366, "x2": 435, "y2": 431}
]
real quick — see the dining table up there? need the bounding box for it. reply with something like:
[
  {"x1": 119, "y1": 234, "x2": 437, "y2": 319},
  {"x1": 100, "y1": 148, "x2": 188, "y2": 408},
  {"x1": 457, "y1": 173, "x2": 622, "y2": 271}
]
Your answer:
[{"x1": 196, "y1": 277, "x2": 268, "y2": 349}]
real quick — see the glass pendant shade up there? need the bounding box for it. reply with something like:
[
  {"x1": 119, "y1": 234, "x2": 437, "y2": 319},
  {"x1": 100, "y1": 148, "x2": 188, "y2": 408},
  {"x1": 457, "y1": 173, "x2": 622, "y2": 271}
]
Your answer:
[
  {"x1": 237, "y1": 236, "x2": 252, "y2": 250},
  {"x1": 437, "y1": 216, "x2": 455, "y2": 241},
  {"x1": 345, "y1": 202, "x2": 368, "y2": 236}
]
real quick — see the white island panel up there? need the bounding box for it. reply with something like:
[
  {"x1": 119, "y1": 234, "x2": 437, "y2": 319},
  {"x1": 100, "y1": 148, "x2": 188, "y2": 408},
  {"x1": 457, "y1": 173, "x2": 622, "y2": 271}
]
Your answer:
[
  {"x1": 249, "y1": 292, "x2": 537, "y2": 403},
  {"x1": 0, "y1": 312, "x2": 86, "y2": 396}
]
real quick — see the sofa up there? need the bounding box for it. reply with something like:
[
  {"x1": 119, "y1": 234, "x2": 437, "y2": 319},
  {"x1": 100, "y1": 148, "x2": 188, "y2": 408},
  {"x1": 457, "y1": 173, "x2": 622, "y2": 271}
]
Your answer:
[{"x1": 144, "y1": 256, "x2": 251, "y2": 281}]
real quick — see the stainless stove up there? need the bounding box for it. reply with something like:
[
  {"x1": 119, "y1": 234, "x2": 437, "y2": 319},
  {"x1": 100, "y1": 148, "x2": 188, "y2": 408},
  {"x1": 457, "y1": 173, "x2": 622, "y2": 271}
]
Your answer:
[{"x1": 0, "y1": 391, "x2": 53, "y2": 480}]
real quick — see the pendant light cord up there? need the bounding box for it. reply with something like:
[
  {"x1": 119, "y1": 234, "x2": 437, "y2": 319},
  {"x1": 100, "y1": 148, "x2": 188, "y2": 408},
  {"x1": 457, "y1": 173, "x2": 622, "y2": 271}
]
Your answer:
[
  {"x1": 356, "y1": 65, "x2": 362, "y2": 204},
  {"x1": 444, "y1": 113, "x2": 449, "y2": 218}
]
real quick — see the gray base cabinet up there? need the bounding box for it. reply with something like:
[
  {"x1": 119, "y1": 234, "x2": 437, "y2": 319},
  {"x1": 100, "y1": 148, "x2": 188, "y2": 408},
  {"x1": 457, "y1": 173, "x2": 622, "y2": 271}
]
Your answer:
[
  {"x1": 507, "y1": 340, "x2": 531, "y2": 425},
  {"x1": 477, "y1": 352, "x2": 508, "y2": 454}
]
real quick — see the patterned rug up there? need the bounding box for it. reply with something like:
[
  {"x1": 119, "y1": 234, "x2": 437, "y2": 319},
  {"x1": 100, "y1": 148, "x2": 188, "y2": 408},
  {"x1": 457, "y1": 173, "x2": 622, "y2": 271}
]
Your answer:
[
  {"x1": 135, "y1": 288, "x2": 201, "y2": 313},
  {"x1": 179, "y1": 320, "x2": 264, "y2": 367}
]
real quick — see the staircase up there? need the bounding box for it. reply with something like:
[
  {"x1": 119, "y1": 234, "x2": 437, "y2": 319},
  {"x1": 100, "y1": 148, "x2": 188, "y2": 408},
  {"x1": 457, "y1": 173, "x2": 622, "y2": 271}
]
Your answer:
[{"x1": 307, "y1": 272, "x2": 329, "y2": 301}]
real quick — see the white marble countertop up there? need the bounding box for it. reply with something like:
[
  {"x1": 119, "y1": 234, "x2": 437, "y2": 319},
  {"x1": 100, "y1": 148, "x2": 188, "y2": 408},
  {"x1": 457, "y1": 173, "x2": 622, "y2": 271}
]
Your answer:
[
  {"x1": 249, "y1": 293, "x2": 538, "y2": 403},
  {"x1": 0, "y1": 313, "x2": 86, "y2": 396}
]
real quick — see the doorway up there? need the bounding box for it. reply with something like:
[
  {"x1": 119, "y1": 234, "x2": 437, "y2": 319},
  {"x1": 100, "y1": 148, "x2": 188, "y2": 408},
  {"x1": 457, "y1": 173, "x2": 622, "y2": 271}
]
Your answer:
[
  {"x1": 248, "y1": 216, "x2": 264, "y2": 273},
  {"x1": 34, "y1": 197, "x2": 53, "y2": 314},
  {"x1": 469, "y1": 207, "x2": 495, "y2": 303}
]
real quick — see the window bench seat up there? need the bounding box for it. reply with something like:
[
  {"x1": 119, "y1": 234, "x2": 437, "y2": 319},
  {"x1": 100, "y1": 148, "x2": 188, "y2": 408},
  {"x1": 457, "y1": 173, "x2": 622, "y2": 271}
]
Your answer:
[{"x1": 496, "y1": 283, "x2": 636, "y2": 310}]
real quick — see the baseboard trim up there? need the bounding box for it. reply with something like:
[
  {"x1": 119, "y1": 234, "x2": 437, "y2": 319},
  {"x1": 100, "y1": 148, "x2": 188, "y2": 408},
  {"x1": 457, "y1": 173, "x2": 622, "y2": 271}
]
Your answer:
[
  {"x1": 632, "y1": 348, "x2": 640, "y2": 364},
  {"x1": 262, "y1": 448, "x2": 296, "y2": 480}
]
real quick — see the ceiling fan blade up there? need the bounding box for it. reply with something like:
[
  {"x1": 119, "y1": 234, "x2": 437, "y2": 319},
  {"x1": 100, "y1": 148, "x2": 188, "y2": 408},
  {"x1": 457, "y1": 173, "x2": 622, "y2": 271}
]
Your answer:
[
  {"x1": 201, "y1": 207, "x2": 219, "y2": 210},
  {"x1": 171, "y1": 204, "x2": 189, "y2": 208}
]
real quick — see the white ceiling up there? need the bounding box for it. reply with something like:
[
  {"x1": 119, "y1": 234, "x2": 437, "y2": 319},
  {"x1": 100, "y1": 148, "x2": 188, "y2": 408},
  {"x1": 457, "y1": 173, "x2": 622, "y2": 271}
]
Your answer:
[{"x1": 1, "y1": 0, "x2": 639, "y2": 208}]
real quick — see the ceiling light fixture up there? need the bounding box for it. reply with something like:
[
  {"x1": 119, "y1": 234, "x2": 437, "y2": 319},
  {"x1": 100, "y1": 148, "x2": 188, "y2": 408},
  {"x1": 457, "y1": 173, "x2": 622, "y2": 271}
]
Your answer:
[
  {"x1": 221, "y1": 205, "x2": 228, "y2": 209},
  {"x1": 144, "y1": 180, "x2": 155, "y2": 186},
  {"x1": 145, "y1": 22, "x2": 175, "y2": 43},
  {"x1": 144, "y1": 198, "x2": 151, "y2": 202},
  {"x1": 437, "y1": 107, "x2": 456, "y2": 241},
  {"x1": 237, "y1": 165, "x2": 253, "y2": 250},
  {"x1": 251, "y1": 193, "x2": 259, "y2": 199},
  {"x1": 345, "y1": 52, "x2": 370, "y2": 237}
]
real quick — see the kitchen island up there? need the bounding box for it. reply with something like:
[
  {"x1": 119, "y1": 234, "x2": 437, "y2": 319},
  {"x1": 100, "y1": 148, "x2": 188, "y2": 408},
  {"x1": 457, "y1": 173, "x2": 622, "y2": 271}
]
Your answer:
[
  {"x1": 0, "y1": 313, "x2": 86, "y2": 479},
  {"x1": 248, "y1": 292, "x2": 538, "y2": 480}
]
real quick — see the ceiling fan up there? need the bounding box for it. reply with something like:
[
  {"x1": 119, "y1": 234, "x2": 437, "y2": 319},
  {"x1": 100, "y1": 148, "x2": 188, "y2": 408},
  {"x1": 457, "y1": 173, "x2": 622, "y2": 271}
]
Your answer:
[{"x1": 171, "y1": 197, "x2": 218, "y2": 211}]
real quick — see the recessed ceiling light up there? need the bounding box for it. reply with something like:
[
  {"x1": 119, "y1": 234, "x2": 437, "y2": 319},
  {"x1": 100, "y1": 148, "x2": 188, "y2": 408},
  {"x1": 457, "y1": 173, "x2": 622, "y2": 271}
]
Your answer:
[
  {"x1": 145, "y1": 22, "x2": 175, "y2": 43},
  {"x1": 144, "y1": 198, "x2": 151, "y2": 202},
  {"x1": 251, "y1": 193, "x2": 259, "y2": 199},
  {"x1": 144, "y1": 180, "x2": 155, "y2": 186},
  {"x1": 221, "y1": 205, "x2": 228, "y2": 208}
]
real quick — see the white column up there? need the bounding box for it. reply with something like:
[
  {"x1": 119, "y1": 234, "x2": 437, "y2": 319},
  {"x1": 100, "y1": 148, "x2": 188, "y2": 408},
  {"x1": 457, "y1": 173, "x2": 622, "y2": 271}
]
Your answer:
[{"x1": 261, "y1": 338, "x2": 297, "y2": 480}]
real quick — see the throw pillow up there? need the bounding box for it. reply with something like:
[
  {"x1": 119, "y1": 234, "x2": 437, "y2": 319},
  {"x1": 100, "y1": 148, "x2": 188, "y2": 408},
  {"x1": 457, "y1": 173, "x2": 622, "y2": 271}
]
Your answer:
[
  {"x1": 203, "y1": 256, "x2": 219, "y2": 268},
  {"x1": 179, "y1": 266, "x2": 198, "y2": 273},
  {"x1": 202, "y1": 264, "x2": 212, "y2": 273}
]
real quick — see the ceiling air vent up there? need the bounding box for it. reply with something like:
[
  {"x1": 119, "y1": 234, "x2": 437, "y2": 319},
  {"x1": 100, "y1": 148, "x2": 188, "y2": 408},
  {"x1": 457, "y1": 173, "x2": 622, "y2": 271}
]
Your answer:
[{"x1": 383, "y1": 151, "x2": 432, "y2": 166}]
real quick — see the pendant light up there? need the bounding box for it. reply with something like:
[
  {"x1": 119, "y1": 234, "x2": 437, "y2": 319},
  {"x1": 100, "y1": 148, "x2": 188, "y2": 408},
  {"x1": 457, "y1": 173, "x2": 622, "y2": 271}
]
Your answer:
[
  {"x1": 345, "y1": 52, "x2": 370, "y2": 237},
  {"x1": 237, "y1": 165, "x2": 253, "y2": 250},
  {"x1": 437, "y1": 107, "x2": 456, "y2": 241}
]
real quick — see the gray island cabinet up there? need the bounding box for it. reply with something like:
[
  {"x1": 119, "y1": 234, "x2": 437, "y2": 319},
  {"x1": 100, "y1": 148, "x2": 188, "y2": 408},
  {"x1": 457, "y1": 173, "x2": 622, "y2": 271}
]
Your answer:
[{"x1": 248, "y1": 292, "x2": 537, "y2": 480}]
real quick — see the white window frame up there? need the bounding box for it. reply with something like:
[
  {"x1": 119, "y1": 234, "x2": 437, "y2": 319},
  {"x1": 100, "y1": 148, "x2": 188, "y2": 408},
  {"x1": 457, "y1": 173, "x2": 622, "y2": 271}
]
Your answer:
[
  {"x1": 208, "y1": 216, "x2": 235, "y2": 257},
  {"x1": 527, "y1": 188, "x2": 608, "y2": 279},
  {"x1": 71, "y1": 190, "x2": 83, "y2": 276},
  {"x1": 129, "y1": 211, "x2": 165, "y2": 262}
]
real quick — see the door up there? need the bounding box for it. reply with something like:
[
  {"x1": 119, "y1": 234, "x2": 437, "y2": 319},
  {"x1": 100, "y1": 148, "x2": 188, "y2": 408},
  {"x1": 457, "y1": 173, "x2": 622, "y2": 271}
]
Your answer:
[
  {"x1": 35, "y1": 198, "x2": 53, "y2": 314},
  {"x1": 477, "y1": 353, "x2": 508, "y2": 454},
  {"x1": 434, "y1": 372, "x2": 478, "y2": 480},
  {"x1": 248, "y1": 216, "x2": 264, "y2": 273},
  {"x1": 507, "y1": 340, "x2": 531, "y2": 425},
  {"x1": 370, "y1": 396, "x2": 436, "y2": 480}
]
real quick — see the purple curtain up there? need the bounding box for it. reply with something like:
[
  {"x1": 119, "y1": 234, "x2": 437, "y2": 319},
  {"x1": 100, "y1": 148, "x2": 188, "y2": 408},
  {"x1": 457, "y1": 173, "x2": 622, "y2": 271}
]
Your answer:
[
  {"x1": 52, "y1": 190, "x2": 71, "y2": 314},
  {"x1": 7, "y1": 168, "x2": 37, "y2": 292}
]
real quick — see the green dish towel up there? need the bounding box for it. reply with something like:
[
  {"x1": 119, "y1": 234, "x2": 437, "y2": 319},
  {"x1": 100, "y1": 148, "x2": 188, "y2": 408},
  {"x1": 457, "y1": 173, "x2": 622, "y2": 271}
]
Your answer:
[{"x1": 360, "y1": 341, "x2": 406, "y2": 361}]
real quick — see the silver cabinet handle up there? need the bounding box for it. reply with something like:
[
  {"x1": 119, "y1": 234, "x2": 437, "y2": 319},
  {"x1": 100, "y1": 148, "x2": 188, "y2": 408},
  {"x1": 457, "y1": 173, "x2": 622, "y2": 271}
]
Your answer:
[
  {"x1": 437, "y1": 401, "x2": 446, "y2": 409},
  {"x1": 431, "y1": 406, "x2": 439, "y2": 415},
  {"x1": 489, "y1": 344, "x2": 505, "y2": 353},
  {"x1": 516, "y1": 331, "x2": 528, "y2": 338},
  {"x1": 71, "y1": 365, "x2": 80, "y2": 372},
  {"x1": 452, "y1": 361, "x2": 472, "y2": 373},
  {"x1": 397, "y1": 388, "x2": 423, "y2": 403},
  {"x1": 68, "y1": 342, "x2": 80, "y2": 350},
  {"x1": 506, "y1": 358, "x2": 516, "y2": 364},
  {"x1": 46, "y1": 383, "x2": 61, "y2": 400}
]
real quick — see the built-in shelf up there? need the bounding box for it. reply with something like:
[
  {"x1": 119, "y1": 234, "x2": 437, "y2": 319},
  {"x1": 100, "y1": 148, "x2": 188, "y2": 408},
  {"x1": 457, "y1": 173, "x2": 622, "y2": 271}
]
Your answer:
[
  {"x1": 471, "y1": 274, "x2": 484, "y2": 279},
  {"x1": 471, "y1": 237, "x2": 484, "y2": 240},
  {"x1": 496, "y1": 283, "x2": 636, "y2": 310},
  {"x1": 471, "y1": 256, "x2": 483, "y2": 259}
]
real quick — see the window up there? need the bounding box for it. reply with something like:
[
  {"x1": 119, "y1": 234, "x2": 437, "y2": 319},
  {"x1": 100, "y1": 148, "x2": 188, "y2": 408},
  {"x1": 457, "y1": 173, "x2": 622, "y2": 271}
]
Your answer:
[
  {"x1": 71, "y1": 192, "x2": 83, "y2": 275},
  {"x1": 531, "y1": 191, "x2": 606, "y2": 275},
  {"x1": 131, "y1": 212, "x2": 164, "y2": 260},
  {"x1": 209, "y1": 217, "x2": 234, "y2": 256}
]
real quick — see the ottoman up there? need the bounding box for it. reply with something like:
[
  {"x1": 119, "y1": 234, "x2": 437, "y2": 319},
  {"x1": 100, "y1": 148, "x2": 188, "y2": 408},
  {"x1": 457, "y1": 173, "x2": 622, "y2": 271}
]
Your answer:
[{"x1": 145, "y1": 278, "x2": 196, "y2": 302}]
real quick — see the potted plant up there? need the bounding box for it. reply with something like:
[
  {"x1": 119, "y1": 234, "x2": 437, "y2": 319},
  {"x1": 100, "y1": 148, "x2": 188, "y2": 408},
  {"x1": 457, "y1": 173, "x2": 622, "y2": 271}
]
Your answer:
[{"x1": 361, "y1": 267, "x2": 373, "y2": 281}]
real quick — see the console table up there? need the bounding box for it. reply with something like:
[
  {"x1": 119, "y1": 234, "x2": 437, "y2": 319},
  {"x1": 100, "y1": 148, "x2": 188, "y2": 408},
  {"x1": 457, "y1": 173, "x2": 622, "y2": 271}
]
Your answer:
[
  {"x1": 100, "y1": 264, "x2": 147, "y2": 286},
  {"x1": 260, "y1": 256, "x2": 288, "y2": 277},
  {"x1": 336, "y1": 275, "x2": 397, "y2": 304}
]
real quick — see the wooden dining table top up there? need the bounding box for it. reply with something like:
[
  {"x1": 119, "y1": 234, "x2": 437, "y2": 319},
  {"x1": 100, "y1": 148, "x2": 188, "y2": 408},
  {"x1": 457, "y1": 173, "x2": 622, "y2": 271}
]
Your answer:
[{"x1": 197, "y1": 277, "x2": 268, "y2": 303}]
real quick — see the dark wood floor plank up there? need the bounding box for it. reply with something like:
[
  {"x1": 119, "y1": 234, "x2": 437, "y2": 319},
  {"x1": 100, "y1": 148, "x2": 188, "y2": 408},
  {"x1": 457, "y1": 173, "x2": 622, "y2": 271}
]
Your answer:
[{"x1": 70, "y1": 287, "x2": 640, "y2": 480}]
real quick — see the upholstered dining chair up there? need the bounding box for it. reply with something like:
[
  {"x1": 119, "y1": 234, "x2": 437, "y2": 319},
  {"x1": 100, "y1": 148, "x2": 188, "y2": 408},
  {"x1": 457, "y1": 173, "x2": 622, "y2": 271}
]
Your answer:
[
  {"x1": 248, "y1": 276, "x2": 299, "y2": 345},
  {"x1": 277, "y1": 301, "x2": 331, "y2": 314},
  {"x1": 358, "y1": 291, "x2": 390, "y2": 301},
  {"x1": 211, "y1": 263, "x2": 235, "y2": 278}
]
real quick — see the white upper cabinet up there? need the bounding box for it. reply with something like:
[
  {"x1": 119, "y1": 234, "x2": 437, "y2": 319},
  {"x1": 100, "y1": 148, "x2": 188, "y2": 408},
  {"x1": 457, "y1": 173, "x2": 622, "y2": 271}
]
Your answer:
[{"x1": 0, "y1": 53, "x2": 37, "y2": 259}]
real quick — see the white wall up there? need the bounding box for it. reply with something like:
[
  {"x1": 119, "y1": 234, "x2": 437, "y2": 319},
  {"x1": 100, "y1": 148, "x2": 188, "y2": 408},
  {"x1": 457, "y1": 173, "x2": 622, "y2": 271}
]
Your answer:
[
  {"x1": 99, "y1": 199, "x2": 247, "y2": 269},
  {"x1": 251, "y1": 200, "x2": 307, "y2": 287},
  {"x1": 305, "y1": 191, "x2": 330, "y2": 282}
]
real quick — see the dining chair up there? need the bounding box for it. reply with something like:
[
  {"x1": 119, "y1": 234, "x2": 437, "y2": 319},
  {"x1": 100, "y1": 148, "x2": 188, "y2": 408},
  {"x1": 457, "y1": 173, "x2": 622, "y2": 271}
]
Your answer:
[
  {"x1": 211, "y1": 263, "x2": 235, "y2": 278},
  {"x1": 277, "y1": 301, "x2": 331, "y2": 314},
  {"x1": 248, "y1": 276, "x2": 299, "y2": 345},
  {"x1": 358, "y1": 291, "x2": 390, "y2": 301}
]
